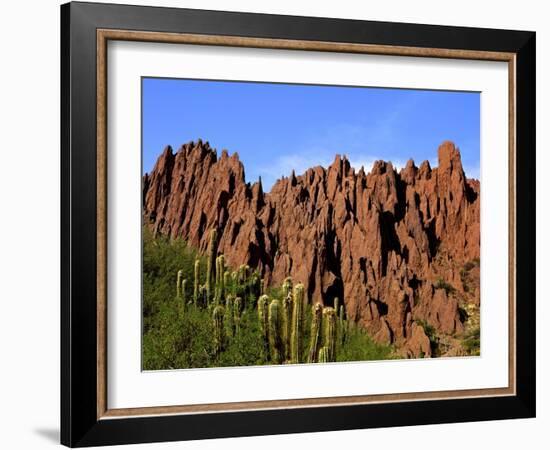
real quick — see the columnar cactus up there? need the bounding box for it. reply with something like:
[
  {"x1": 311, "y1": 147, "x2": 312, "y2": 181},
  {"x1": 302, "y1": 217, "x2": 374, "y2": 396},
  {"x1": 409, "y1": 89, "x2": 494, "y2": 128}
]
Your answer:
[
  {"x1": 223, "y1": 271, "x2": 231, "y2": 301},
  {"x1": 281, "y1": 293, "x2": 292, "y2": 362},
  {"x1": 199, "y1": 285, "x2": 207, "y2": 308},
  {"x1": 238, "y1": 264, "x2": 249, "y2": 285},
  {"x1": 268, "y1": 299, "x2": 282, "y2": 364},
  {"x1": 220, "y1": 255, "x2": 225, "y2": 299},
  {"x1": 318, "y1": 346, "x2": 329, "y2": 363},
  {"x1": 338, "y1": 304, "x2": 345, "y2": 343},
  {"x1": 282, "y1": 277, "x2": 293, "y2": 299},
  {"x1": 258, "y1": 294, "x2": 270, "y2": 360},
  {"x1": 224, "y1": 295, "x2": 234, "y2": 338},
  {"x1": 214, "y1": 256, "x2": 220, "y2": 302},
  {"x1": 291, "y1": 283, "x2": 305, "y2": 364},
  {"x1": 206, "y1": 229, "x2": 217, "y2": 304},
  {"x1": 181, "y1": 279, "x2": 188, "y2": 307},
  {"x1": 233, "y1": 296, "x2": 243, "y2": 334},
  {"x1": 249, "y1": 272, "x2": 261, "y2": 300},
  {"x1": 212, "y1": 305, "x2": 225, "y2": 356},
  {"x1": 333, "y1": 297, "x2": 340, "y2": 343},
  {"x1": 235, "y1": 265, "x2": 247, "y2": 300},
  {"x1": 193, "y1": 259, "x2": 200, "y2": 306},
  {"x1": 176, "y1": 269, "x2": 184, "y2": 298},
  {"x1": 307, "y1": 303, "x2": 323, "y2": 363},
  {"x1": 231, "y1": 271, "x2": 238, "y2": 296},
  {"x1": 215, "y1": 254, "x2": 225, "y2": 304},
  {"x1": 323, "y1": 307, "x2": 337, "y2": 362},
  {"x1": 238, "y1": 265, "x2": 245, "y2": 284}
]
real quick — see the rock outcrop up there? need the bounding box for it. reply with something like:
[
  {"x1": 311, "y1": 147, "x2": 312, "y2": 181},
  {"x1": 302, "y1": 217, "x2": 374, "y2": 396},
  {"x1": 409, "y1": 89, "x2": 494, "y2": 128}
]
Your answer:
[{"x1": 143, "y1": 139, "x2": 480, "y2": 356}]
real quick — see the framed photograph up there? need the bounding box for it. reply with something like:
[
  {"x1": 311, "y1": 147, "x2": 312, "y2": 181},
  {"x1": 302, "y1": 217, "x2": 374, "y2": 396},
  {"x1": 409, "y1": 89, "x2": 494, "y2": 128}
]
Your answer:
[{"x1": 61, "y1": 1, "x2": 536, "y2": 447}]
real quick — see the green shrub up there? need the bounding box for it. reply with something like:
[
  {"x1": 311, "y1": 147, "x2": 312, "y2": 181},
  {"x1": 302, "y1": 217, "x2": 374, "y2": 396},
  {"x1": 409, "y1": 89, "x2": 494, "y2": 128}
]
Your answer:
[
  {"x1": 415, "y1": 319, "x2": 439, "y2": 355},
  {"x1": 462, "y1": 327, "x2": 480, "y2": 356},
  {"x1": 142, "y1": 227, "x2": 394, "y2": 370},
  {"x1": 434, "y1": 277, "x2": 455, "y2": 295}
]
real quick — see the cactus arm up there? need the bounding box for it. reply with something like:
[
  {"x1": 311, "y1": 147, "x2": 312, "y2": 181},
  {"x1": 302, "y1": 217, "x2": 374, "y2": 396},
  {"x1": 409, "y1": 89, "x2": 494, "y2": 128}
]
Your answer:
[
  {"x1": 206, "y1": 229, "x2": 217, "y2": 304},
  {"x1": 268, "y1": 299, "x2": 283, "y2": 364},
  {"x1": 291, "y1": 283, "x2": 305, "y2": 364},
  {"x1": 212, "y1": 305, "x2": 225, "y2": 356},
  {"x1": 281, "y1": 293, "x2": 292, "y2": 362},
  {"x1": 323, "y1": 307, "x2": 337, "y2": 362},
  {"x1": 176, "y1": 269, "x2": 184, "y2": 298},
  {"x1": 181, "y1": 279, "x2": 188, "y2": 309},
  {"x1": 307, "y1": 303, "x2": 323, "y2": 363},
  {"x1": 233, "y1": 296, "x2": 243, "y2": 335},
  {"x1": 258, "y1": 294, "x2": 270, "y2": 361},
  {"x1": 338, "y1": 304, "x2": 345, "y2": 344},
  {"x1": 282, "y1": 277, "x2": 293, "y2": 299},
  {"x1": 318, "y1": 346, "x2": 329, "y2": 363},
  {"x1": 193, "y1": 259, "x2": 200, "y2": 306},
  {"x1": 224, "y1": 295, "x2": 234, "y2": 338}
]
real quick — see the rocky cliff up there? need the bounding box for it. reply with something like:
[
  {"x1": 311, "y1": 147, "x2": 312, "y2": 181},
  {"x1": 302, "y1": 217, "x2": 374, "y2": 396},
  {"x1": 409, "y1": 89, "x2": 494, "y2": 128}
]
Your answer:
[{"x1": 143, "y1": 140, "x2": 480, "y2": 357}]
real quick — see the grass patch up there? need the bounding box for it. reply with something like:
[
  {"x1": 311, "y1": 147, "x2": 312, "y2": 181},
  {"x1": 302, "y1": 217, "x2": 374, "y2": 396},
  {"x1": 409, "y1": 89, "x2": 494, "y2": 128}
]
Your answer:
[
  {"x1": 434, "y1": 277, "x2": 455, "y2": 295},
  {"x1": 461, "y1": 327, "x2": 480, "y2": 356},
  {"x1": 460, "y1": 259, "x2": 479, "y2": 293},
  {"x1": 415, "y1": 319, "x2": 439, "y2": 356}
]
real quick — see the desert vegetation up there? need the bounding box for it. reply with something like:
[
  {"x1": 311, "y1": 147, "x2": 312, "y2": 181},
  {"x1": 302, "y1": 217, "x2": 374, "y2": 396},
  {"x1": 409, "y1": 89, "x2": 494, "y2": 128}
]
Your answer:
[{"x1": 143, "y1": 226, "x2": 394, "y2": 370}]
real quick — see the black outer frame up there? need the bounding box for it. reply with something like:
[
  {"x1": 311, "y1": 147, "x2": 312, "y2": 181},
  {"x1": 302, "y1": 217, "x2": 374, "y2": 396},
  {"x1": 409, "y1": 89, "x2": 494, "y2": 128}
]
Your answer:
[{"x1": 60, "y1": 1, "x2": 536, "y2": 447}]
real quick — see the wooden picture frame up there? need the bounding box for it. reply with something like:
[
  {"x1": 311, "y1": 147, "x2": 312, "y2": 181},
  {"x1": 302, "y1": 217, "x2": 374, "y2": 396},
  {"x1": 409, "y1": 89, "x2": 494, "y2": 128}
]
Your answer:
[{"x1": 61, "y1": 1, "x2": 535, "y2": 447}]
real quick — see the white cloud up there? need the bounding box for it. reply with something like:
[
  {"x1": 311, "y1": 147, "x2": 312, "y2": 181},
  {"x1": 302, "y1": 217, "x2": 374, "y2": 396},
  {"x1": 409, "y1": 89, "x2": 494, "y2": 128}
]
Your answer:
[
  {"x1": 257, "y1": 151, "x2": 334, "y2": 191},
  {"x1": 347, "y1": 157, "x2": 378, "y2": 173},
  {"x1": 257, "y1": 150, "x2": 415, "y2": 192},
  {"x1": 463, "y1": 165, "x2": 480, "y2": 180},
  {"x1": 348, "y1": 155, "x2": 411, "y2": 173}
]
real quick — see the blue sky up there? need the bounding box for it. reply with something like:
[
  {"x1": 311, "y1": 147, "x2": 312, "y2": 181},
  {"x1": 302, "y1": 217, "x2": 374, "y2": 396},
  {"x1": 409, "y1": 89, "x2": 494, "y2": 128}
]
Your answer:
[{"x1": 142, "y1": 78, "x2": 480, "y2": 191}]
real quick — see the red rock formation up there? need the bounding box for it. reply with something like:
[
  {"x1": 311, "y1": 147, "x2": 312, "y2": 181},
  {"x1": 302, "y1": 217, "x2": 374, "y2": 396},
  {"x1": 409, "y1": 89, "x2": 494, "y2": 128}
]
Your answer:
[{"x1": 143, "y1": 139, "x2": 480, "y2": 355}]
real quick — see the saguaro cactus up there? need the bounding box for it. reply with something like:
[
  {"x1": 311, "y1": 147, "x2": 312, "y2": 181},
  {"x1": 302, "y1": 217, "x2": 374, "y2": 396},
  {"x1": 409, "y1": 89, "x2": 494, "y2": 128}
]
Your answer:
[
  {"x1": 231, "y1": 271, "x2": 238, "y2": 296},
  {"x1": 214, "y1": 256, "x2": 220, "y2": 302},
  {"x1": 282, "y1": 277, "x2": 293, "y2": 299},
  {"x1": 249, "y1": 272, "x2": 261, "y2": 300},
  {"x1": 307, "y1": 303, "x2": 323, "y2": 363},
  {"x1": 338, "y1": 304, "x2": 345, "y2": 343},
  {"x1": 333, "y1": 297, "x2": 340, "y2": 343},
  {"x1": 268, "y1": 299, "x2": 282, "y2": 364},
  {"x1": 215, "y1": 255, "x2": 225, "y2": 304},
  {"x1": 224, "y1": 295, "x2": 234, "y2": 338},
  {"x1": 212, "y1": 305, "x2": 225, "y2": 356},
  {"x1": 318, "y1": 346, "x2": 329, "y2": 363},
  {"x1": 176, "y1": 269, "x2": 184, "y2": 298},
  {"x1": 233, "y1": 296, "x2": 243, "y2": 334},
  {"x1": 193, "y1": 259, "x2": 200, "y2": 306},
  {"x1": 238, "y1": 264, "x2": 249, "y2": 285},
  {"x1": 181, "y1": 279, "x2": 188, "y2": 307},
  {"x1": 260, "y1": 278, "x2": 265, "y2": 296},
  {"x1": 323, "y1": 307, "x2": 337, "y2": 362},
  {"x1": 291, "y1": 283, "x2": 305, "y2": 364},
  {"x1": 235, "y1": 265, "x2": 247, "y2": 300},
  {"x1": 206, "y1": 229, "x2": 217, "y2": 304},
  {"x1": 224, "y1": 271, "x2": 231, "y2": 301},
  {"x1": 258, "y1": 294, "x2": 270, "y2": 360},
  {"x1": 281, "y1": 293, "x2": 292, "y2": 362},
  {"x1": 199, "y1": 285, "x2": 207, "y2": 308}
]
